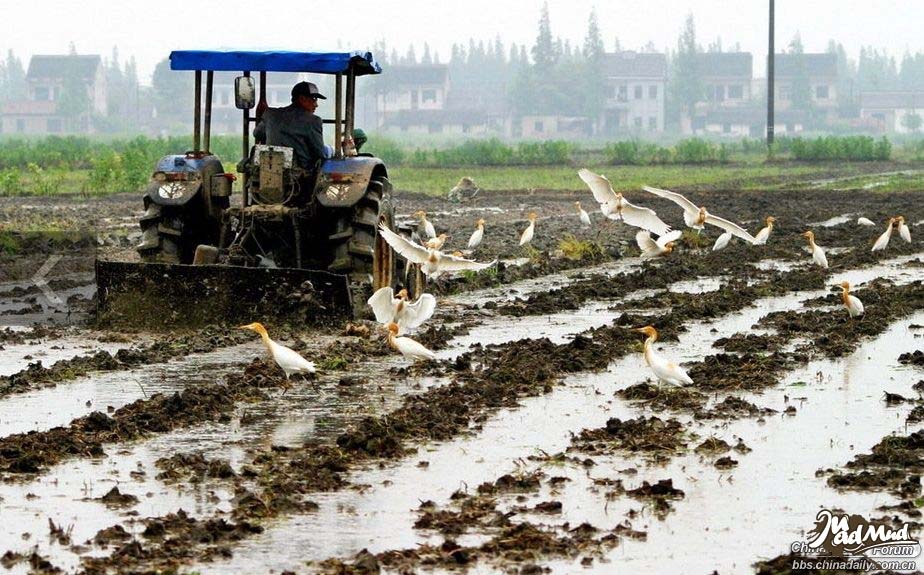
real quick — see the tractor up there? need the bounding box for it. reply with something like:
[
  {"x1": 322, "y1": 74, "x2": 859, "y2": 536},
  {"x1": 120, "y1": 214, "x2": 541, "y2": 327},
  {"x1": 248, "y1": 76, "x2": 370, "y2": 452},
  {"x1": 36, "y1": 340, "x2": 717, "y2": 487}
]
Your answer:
[{"x1": 96, "y1": 50, "x2": 419, "y2": 327}]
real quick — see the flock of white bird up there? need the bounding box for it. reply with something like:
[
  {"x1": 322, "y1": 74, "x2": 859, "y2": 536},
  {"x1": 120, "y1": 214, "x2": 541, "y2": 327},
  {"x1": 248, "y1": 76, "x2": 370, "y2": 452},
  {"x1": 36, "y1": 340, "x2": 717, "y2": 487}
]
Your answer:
[{"x1": 240, "y1": 168, "x2": 913, "y2": 389}]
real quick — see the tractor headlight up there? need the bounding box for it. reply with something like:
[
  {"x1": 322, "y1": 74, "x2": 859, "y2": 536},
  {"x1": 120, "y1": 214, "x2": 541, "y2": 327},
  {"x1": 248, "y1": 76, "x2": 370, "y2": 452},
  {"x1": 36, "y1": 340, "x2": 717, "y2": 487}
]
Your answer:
[
  {"x1": 157, "y1": 182, "x2": 187, "y2": 200},
  {"x1": 153, "y1": 171, "x2": 167, "y2": 183}
]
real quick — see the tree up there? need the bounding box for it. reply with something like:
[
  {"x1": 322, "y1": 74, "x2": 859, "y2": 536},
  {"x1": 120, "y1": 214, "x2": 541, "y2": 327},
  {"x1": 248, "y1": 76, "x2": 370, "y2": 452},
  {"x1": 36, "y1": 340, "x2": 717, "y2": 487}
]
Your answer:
[
  {"x1": 151, "y1": 56, "x2": 192, "y2": 125},
  {"x1": 3, "y1": 50, "x2": 26, "y2": 101},
  {"x1": 421, "y1": 43, "x2": 433, "y2": 65},
  {"x1": 901, "y1": 112, "x2": 922, "y2": 133},
  {"x1": 58, "y1": 59, "x2": 91, "y2": 131},
  {"x1": 532, "y1": 2, "x2": 557, "y2": 68},
  {"x1": 787, "y1": 32, "x2": 812, "y2": 112},
  {"x1": 669, "y1": 14, "x2": 703, "y2": 127},
  {"x1": 582, "y1": 8, "x2": 606, "y2": 125}
]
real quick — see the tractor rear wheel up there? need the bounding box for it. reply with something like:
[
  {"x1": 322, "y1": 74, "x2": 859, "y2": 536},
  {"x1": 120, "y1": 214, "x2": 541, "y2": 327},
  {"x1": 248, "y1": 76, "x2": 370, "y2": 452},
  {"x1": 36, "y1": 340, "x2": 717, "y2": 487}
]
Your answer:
[{"x1": 329, "y1": 176, "x2": 396, "y2": 289}]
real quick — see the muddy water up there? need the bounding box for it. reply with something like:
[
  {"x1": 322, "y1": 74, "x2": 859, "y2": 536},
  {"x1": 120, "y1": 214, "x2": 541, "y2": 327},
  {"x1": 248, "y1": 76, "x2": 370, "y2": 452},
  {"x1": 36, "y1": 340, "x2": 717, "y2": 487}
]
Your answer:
[{"x1": 192, "y1": 255, "x2": 924, "y2": 574}]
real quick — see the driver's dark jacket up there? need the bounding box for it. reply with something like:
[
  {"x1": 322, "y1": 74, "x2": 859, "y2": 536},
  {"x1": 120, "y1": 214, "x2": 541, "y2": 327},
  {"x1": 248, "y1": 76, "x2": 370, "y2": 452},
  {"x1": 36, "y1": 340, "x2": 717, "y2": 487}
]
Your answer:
[{"x1": 253, "y1": 104, "x2": 324, "y2": 169}]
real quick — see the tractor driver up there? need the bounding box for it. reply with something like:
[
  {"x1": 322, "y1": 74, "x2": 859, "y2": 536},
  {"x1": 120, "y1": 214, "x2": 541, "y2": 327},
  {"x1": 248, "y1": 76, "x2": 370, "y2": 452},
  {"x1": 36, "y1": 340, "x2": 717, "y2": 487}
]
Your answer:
[{"x1": 254, "y1": 81, "x2": 327, "y2": 170}]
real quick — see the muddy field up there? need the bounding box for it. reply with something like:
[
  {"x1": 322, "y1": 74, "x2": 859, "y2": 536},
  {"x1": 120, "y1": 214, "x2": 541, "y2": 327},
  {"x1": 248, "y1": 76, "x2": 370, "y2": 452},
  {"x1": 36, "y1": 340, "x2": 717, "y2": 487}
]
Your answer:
[{"x1": 1, "y1": 167, "x2": 924, "y2": 574}]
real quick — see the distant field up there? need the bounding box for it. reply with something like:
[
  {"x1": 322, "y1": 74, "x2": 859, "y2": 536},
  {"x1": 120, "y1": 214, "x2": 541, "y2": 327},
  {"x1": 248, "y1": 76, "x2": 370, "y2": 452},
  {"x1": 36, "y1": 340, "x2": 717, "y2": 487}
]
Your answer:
[{"x1": 389, "y1": 162, "x2": 923, "y2": 196}]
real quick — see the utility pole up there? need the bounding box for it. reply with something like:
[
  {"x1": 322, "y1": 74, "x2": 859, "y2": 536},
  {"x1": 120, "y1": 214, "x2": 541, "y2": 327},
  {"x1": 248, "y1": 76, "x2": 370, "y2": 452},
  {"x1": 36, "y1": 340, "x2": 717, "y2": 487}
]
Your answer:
[{"x1": 767, "y1": 0, "x2": 775, "y2": 148}]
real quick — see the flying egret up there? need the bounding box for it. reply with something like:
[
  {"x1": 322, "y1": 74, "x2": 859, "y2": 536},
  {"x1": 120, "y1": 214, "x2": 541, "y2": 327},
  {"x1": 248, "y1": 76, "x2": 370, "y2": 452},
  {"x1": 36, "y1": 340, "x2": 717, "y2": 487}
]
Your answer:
[
  {"x1": 467, "y1": 219, "x2": 485, "y2": 249},
  {"x1": 897, "y1": 215, "x2": 912, "y2": 243},
  {"x1": 387, "y1": 322, "x2": 436, "y2": 362},
  {"x1": 872, "y1": 217, "x2": 895, "y2": 252},
  {"x1": 414, "y1": 210, "x2": 437, "y2": 239},
  {"x1": 378, "y1": 223, "x2": 495, "y2": 279},
  {"x1": 575, "y1": 201, "x2": 592, "y2": 227},
  {"x1": 577, "y1": 169, "x2": 670, "y2": 235},
  {"x1": 802, "y1": 231, "x2": 829, "y2": 268},
  {"x1": 636, "y1": 229, "x2": 683, "y2": 258},
  {"x1": 239, "y1": 322, "x2": 316, "y2": 384},
  {"x1": 838, "y1": 281, "x2": 864, "y2": 318},
  {"x1": 712, "y1": 231, "x2": 733, "y2": 251},
  {"x1": 753, "y1": 216, "x2": 776, "y2": 245},
  {"x1": 519, "y1": 212, "x2": 537, "y2": 246},
  {"x1": 642, "y1": 185, "x2": 756, "y2": 243},
  {"x1": 368, "y1": 287, "x2": 436, "y2": 334},
  {"x1": 635, "y1": 326, "x2": 693, "y2": 386}
]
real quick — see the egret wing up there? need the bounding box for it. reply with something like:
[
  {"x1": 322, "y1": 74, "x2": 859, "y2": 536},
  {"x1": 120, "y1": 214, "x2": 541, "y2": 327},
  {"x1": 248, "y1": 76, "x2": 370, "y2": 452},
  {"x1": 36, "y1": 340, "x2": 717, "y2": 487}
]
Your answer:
[
  {"x1": 367, "y1": 286, "x2": 397, "y2": 325},
  {"x1": 271, "y1": 343, "x2": 316, "y2": 374},
  {"x1": 642, "y1": 186, "x2": 701, "y2": 214},
  {"x1": 899, "y1": 224, "x2": 912, "y2": 243},
  {"x1": 439, "y1": 253, "x2": 496, "y2": 272},
  {"x1": 578, "y1": 169, "x2": 618, "y2": 208},
  {"x1": 655, "y1": 229, "x2": 683, "y2": 249},
  {"x1": 704, "y1": 214, "x2": 756, "y2": 243},
  {"x1": 379, "y1": 224, "x2": 429, "y2": 264},
  {"x1": 401, "y1": 294, "x2": 437, "y2": 330},
  {"x1": 620, "y1": 199, "x2": 672, "y2": 235},
  {"x1": 635, "y1": 230, "x2": 659, "y2": 253}
]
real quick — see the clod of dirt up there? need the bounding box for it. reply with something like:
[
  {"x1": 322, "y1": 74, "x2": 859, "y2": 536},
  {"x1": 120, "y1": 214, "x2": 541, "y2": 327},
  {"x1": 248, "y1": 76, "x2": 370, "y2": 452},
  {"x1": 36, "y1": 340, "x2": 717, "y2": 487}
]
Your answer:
[
  {"x1": 93, "y1": 524, "x2": 131, "y2": 546},
  {"x1": 617, "y1": 383, "x2": 707, "y2": 412},
  {"x1": 96, "y1": 486, "x2": 139, "y2": 508},
  {"x1": 695, "y1": 437, "x2": 731, "y2": 454},
  {"x1": 155, "y1": 452, "x2": 237, "y2": 483},
  {"x1": 478, "y1": 472, "x2": 543, "y2": 495},
  {"x1": 899, "y1": 350, "x2": 924, "y2": 367},
  {"x1": 695, "y1": 396, "x2": 776, "y2": 420},
  {"x1": 714, "y1": 456, "x2": 739, "y2": 470},
  {"x1": 570, "y1": 416, "x2": 689, "y2": 461}
]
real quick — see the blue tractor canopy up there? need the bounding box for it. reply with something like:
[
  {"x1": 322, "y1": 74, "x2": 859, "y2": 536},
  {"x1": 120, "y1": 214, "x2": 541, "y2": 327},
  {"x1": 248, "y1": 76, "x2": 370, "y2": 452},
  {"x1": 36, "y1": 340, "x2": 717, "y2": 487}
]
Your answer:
[
  {"x1": 169, "y1": 50, "x2": 381, "y2": 160},
  {"x1": 169, "y1": 50, "x2": 382, "y2": 75}
]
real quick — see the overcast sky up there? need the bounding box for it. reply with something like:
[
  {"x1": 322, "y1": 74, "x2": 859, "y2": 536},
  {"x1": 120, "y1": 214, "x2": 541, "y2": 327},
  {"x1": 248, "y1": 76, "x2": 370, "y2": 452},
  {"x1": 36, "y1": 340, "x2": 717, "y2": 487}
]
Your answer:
[{"x1": 3, "y1": 0, "x2": 922, "y2": 83}]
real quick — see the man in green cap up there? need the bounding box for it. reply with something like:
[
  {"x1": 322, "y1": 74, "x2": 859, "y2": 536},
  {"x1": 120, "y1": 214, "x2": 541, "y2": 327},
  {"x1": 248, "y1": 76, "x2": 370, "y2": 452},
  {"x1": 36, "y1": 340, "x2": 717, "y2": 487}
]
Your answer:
[{"x1": 352, "y1": 128, "x2": 368, "y2": 153}]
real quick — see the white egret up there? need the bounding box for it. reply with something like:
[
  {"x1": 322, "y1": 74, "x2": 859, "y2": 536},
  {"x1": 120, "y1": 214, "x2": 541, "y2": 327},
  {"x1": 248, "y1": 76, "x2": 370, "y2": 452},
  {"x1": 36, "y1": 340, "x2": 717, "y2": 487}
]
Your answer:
[
  {"x1": 519, "y1": 212, "x2": 537, "y2": 246},
  {"x1": 368, "y1": 287, "x2": 436, "y2": 334},
  {"x1": 387, "y1": 322, "x2": 436, "y2": 362},
  {"x1": 642, "y1": 186, "x2": 756, "y2": 243},
  {"x1": 575, "y1": 201, "x2": 592, "y2": 227},
  {"x1": 414, "y1": 210, "x2": 437, "y2": 239},
  {"x1": 239, "y1": 322, "x2": 316, "y2": 382},
  {"x1": 636, "y1": 229, "x2": 683, "y2": 258},
  {"x1": 712, "y1": 231, "x2": 733, "y2": 251},
  {"x1": 467, "y1": 219, "x2": 485, "y2": 249},
  {"x1": 802, "y1": 231, "x2": 829, "y2": 268},
  {"x1": 839, "y1": 281, "x2": 864, "y2": 318},
  {"x1": 577, "y1": 169, "x2": 670, "y2": 235},
  {"x1": 872, "y1": 217, "x2": 895, "y2": 252},
  {"x1": 635, "y1": 326, "x2": 693, "y2": 386},
  {"x1": 897, "y1": 215, "x2": 912, "y2": 243},
  {"x1": 857, "y1": 217, "x2": 875, "y2": 226},
  {"x1": 378, "y1": 223, "x2": 495, "y2": 279},
  {"x1": 753, "y1": 216, "x2": 776, "y2": 245}
]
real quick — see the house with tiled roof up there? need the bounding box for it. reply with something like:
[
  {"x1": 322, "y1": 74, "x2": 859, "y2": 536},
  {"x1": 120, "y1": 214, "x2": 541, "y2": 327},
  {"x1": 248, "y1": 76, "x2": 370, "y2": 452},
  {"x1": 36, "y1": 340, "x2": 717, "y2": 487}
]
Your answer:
[
  {"x1": 376, "y1": 64, "x2": 450, "y2": 130},
  {"x1": 773, "y1": 53, "x2": 838, "y2": 115},
  {"x1": 600, "y1": 51, "x2": 667, "y2": 134},
  {"x1": 686, "y1": 52, "x2": 758, "y2": 136},
  {"x1": 859, "y1": 91, "x2": 924, "y2": 133},
  {"x1": 1, "y1": 54, "x2": 105, "y2": 134}
]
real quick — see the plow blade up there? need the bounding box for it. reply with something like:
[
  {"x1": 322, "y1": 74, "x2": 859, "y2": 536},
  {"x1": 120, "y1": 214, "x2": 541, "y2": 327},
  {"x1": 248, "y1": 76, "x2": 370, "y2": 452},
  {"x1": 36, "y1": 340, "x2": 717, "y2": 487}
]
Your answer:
[{"x1": 95, "y1": 260, "x2": 353, "y2": 329}]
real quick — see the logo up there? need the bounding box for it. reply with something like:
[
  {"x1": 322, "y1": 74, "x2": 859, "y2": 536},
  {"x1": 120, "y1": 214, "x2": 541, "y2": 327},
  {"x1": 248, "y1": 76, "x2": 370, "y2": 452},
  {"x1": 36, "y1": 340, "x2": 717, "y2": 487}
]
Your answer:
[
  {"x1": 157, "y1": 182, "x2": 186, "y2": 199},
  {"x1": 790, "y1": 509, "x2": 920, "y2": 571}
]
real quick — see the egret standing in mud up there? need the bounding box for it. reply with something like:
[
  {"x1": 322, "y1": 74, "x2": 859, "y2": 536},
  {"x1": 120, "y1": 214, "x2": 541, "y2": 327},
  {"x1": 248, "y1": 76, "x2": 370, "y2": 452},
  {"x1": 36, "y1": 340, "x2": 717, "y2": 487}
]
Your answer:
[
  {"x1": 636, "y1": 230, "x2": 683, "y2": 258},
  {"x1": 519, "y1": 212, "x2": 537, "y2": 246},
  {"x1": 378, "y1": 223, "x2": 495, "y2": 279},
  {"x1": 575, "y1": 201, "x2": 592, "y2": 227},
  {"x1": 239, "y1": 322, "x2": 316, "y2": 386},
  {"x1": 753, "y1": 216, "x2": 776, "y2": 245},
  {"x1": 635, "y1": 326, "x2": 693, "y2": 387},
  {"x1": 468, "y1": 219, "x2": 485, "y2": 250},
  {"x1": 857, "y1": 217, "x2": 876, "y2": 226},
  {"x1": 642, "y1": 186, "x2": 756, "y2": 243},
  {"x1": 578, "y1": 169, "x2": 671, "y2": 235},
  {"x1": 896, "y1": 216, "x2": 912, "y2": 243},
  {"x1": 838, "y1": 281, "x2": 865, "y2": 318},
  {"x1": 368, "y1": 287, "x2": 436, "y2": 334},
  {"x1": 802, "y1": 231, "x2": 829, "y2": 268},
  {"x1": 872, "y1": 217, "x2": 895, "y2": 252},
  {"x1": 387, "y1": 322, "x2": 436, "y2": 362},
  {"x1": 414, "y1": 210, "x2": 437, "y2": 240}
]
